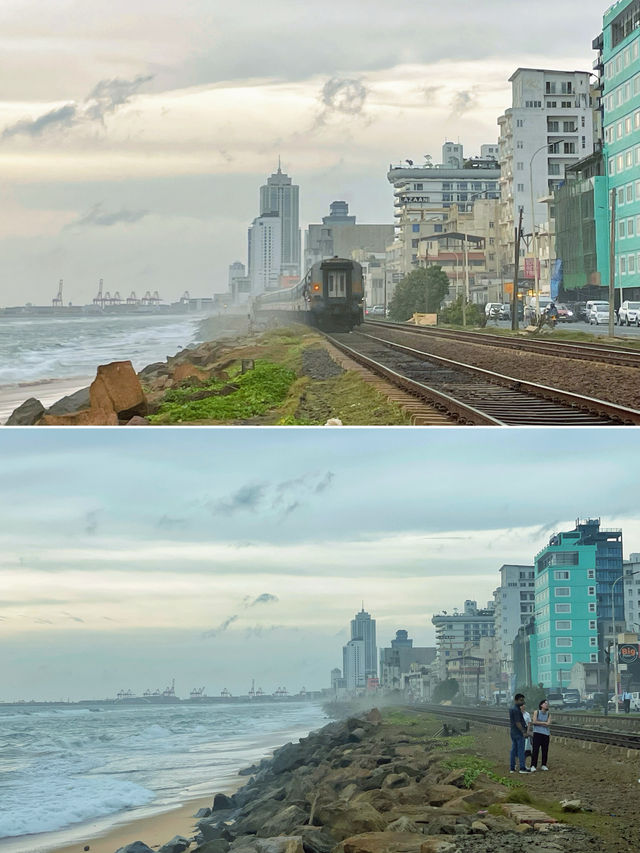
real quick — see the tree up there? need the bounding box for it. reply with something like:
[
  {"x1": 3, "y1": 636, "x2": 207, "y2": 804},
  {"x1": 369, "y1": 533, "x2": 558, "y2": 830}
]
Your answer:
[
  {"x1": 388, "y1": 266, "x2": 449, "y2": 321},
  {"x1": 514, "y1": 683, "x2": 546, "y2": 712},
  {"x1": 432, "y1": 678, "x2": 459, "y2": 703},
  {"x1": 439, "y1": 295, "x2": 486, "y2": 327}
]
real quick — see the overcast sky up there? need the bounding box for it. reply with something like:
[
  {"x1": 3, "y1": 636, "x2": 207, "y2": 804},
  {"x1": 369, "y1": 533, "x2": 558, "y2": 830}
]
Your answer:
[
  {"x1": 1, "y1": 427, "x2": 638, "y2": 701},
  {"x1": 0, "y1": 0, "x2": 611, "y2": 306}
]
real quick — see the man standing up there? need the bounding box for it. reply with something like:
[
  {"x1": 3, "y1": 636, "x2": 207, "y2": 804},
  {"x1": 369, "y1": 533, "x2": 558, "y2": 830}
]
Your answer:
[
  {"x1": 509, "y1": 693, "x2": 530, "y2": 773},
  {"x1": 622, "y1": 688, "x2": 632, "y2": 714}
]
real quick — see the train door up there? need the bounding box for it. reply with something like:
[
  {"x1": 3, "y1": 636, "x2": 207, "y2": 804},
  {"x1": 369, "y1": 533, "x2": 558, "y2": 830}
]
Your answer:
[{"x1": 327, "y1": 270, "x2": 347, "y2": 299}]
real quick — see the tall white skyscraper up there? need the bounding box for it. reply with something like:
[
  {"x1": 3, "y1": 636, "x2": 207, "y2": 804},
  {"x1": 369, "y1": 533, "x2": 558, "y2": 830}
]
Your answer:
[
  {"x1": 247, "y1": 212, "x2": 282, "y2": 294},
  {"x1": 343, "y1": 639, "x2": 365, "y2": 690},
  {"x1": 259, "y1": 162, "x2": 301, "y2": 278}
]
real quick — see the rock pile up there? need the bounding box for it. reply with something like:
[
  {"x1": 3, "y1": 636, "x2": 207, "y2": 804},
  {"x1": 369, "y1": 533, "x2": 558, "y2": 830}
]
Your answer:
[
  {"x1": 5, "y1": 339, "x2": 241, "y2": 426},
  {"x1": 115, "y1": 710, "x2": 588, "y2": 853}
]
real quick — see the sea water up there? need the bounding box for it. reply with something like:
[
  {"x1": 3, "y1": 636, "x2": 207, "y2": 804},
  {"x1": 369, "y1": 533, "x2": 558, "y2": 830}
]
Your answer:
[
  {"x1": 0, "y1": 313, "x2": 205, "y2": 388},
  {"x1": 0, "y1": 701, "x2": 328, "y2": 852}
]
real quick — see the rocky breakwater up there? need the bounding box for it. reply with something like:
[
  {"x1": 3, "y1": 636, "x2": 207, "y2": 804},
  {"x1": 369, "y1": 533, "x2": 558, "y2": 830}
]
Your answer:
[
  {"x1": 5, "y1": 339, "x2": 240, "y2": 426},
  {"x1": 114, "y1": 709, "x2": 591, "y2": 853}
]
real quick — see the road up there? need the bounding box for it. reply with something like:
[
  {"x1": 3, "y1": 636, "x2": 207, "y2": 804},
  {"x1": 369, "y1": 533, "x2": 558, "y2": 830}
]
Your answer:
[{"x1": 489, "y1": 319, "x2": 640, "y2": 338}]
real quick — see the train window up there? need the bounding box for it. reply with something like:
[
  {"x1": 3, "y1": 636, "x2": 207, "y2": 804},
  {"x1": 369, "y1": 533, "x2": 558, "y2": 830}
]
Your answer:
[{"x1": 328, "y1": 272, "x2": 346, "y2": 296}]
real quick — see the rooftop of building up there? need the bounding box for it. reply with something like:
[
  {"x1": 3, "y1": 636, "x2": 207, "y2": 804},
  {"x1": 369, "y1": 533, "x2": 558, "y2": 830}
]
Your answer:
[{"x1": 508, "y1": 68, "x2": 594, "y2": 81}]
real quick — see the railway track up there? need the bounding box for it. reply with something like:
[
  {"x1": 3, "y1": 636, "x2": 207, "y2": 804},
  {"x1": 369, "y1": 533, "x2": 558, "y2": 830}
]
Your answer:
[
  {"x1": 415, "y1": 704, "x2": 640, "y2": 750},
  {"x1": 325, "y1": 330, "x2": 640, "y2": 426},
  {"x1": 365, "y1": 320, "x2": 640, "y2": 369}
]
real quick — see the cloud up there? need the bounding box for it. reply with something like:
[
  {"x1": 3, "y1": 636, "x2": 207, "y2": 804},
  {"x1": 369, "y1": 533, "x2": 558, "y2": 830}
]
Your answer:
[
  {"x1": 316, "y1": 77, "x2": 368, "y2": 126},
  {"x1": 68, "y1": 204, "x2": 150, "y2": 229},
  {"x1": 250, "y1": 593, "x2": 279, "y2": 606},
  {"x1": 2, "y1": 74, "x2": 153, "y2": 140},
  {"x1": 62, "y1": 612, "x2": 85, "y2": 623},
  {"x1": 450, "y1": 88, "x2": 478, "y2": 116},
  {"x1": 212, "y1": 483, "x2": 266, "y2": 516},
  {"x1": 156, "y1": 515, "x2": 188, "y2": 530},
  {"x1": 203, "y1": 614, "x2": 238, "y2": 638},
  {"x1": 2, "y1": 104, "x2": 78, "y2": 139}
]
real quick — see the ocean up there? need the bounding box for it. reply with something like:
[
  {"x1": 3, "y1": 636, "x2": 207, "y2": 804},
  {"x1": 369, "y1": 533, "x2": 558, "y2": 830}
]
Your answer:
[
  {"x1": 0, "y1": 701, "x2": 328, "y2": 853},
  {"x1": 0, "y1": 312, "x2": 206, "y2": 422}
]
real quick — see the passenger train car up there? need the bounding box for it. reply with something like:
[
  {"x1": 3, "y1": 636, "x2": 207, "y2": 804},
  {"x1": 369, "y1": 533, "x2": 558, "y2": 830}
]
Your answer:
[{"x1": 251, "y1": 258, "x2": 364, "y2": 331}]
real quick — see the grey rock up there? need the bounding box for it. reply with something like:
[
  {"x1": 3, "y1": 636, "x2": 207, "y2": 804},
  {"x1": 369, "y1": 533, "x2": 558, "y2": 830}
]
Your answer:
[
  {"x1": 195, "y1": 808, "x2": 212, "y2": 818},
  {"x1": 5, "y1": 397, "x2": 45, "y2": 426},
  {"x1": 213, "y1": 793, "x2": 235, "y2": 811},
  {"x1": 289, "y1": 827, "x2": 337, "y2": 853},
  {"x1": 257, "y1": 806, "x2": 308, "y2": 838},
  {"x1": 114, "y1": 843, "x2": 155, "y2": 853},
  {"x1": 348, "y1": 728, "x2": 366, "y2": 743},
  {"x1": 46, "y1": 386, "x2": 91, "y2": 415},
  {"x1": 158, "y1": 835, "x2": 191, "y2": 853},
  {"x1": 193, "y1": 842, "x2": 231, "y2": 853}
]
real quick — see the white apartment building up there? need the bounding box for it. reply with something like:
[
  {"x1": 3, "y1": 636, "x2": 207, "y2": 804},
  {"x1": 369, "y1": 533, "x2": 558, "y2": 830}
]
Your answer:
[
  {"x1": 386, "y1": 142, "x2": 500, "y2": 278},
  {"x1": 248, "y1": 212, "x2": 282, "y2": 294},
  {"x1": 431, "y1": 599, "x2": 495, "y2": 681},
  {"x1": 492, "y1": 564, "x2": 536, "y2": 683},
  {"x1": 342, "y1": 639, "x2": 365, "y2": 690},
  {"x1": 624, "y1": 553, "x2": 640, "y2": 631},
  {"x1": 497, "y1": 68, "x2": 595, "y2": 279}
]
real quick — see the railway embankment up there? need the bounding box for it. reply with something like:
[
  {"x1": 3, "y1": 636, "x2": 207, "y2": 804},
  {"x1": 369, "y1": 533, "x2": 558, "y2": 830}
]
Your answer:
[
  {"x1": 114, "y1": 707, "x2": 617, "y2": 853},
  {"x1": 4, "y1": 325, "x2": 412, "y2": 426}
]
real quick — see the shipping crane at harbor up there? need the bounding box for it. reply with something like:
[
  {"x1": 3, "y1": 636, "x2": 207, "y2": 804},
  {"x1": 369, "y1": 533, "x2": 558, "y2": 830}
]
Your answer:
[
  {"x1": 52, "y1": 279, "x2": 64, "y2": 308},
  {"x1": 126, "y1": 291, "x2": 139, "y2": 304},
  {"x1": 141, "y1": 290, "x2": 161, "y2": 305},
  {"x1": 93, "y1": 279, "x2": 105, "y2": 306},
  {"x1": 179, "y1": 290, "x2": 190, "y2": 304},
  {"x1": 116, "y1": 689, "x2": 135, "y2": 700},
  {"x1": 273, "y1": 686, "x2": 288, "y2": 697},
  {"x1": 190, "y1": 687, "x2": 206, "y2": 699},
  {"x1": 220, "y1": 688, "x2": 232, "y2": 698}
]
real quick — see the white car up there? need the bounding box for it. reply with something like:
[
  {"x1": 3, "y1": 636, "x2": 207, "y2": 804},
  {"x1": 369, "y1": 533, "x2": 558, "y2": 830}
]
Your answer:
[
  {"x1": 485, "y1": 303, "x2": 502, "y2": 318},
  {"x1": 589, "y1": 303, "x2": 610, "y2": 325},
  {"x1": 617, "y1": 300, "x2": 640, "y2": 326}
]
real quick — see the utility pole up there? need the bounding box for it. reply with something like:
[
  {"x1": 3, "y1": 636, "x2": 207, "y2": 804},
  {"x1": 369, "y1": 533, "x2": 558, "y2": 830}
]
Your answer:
[
  {"x1": 511, "y1": 207, "x2": 523, "y2": 331},
  {"x1": 609, "y1": 189, "x2": 616, "y2": 338}
]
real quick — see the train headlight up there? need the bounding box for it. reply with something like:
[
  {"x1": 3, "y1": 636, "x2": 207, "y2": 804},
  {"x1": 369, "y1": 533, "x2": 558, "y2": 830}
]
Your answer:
[{"x1": 312, "y1": 283, "x2": 321, "y2": 292}]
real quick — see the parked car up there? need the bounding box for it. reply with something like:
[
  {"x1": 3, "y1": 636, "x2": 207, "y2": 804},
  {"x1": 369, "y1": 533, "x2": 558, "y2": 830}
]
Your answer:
[
  {"x1": 589, "y1": 303, "x2": 610, "y2": 325},
  {"x1": 562, "y1": 689, "x2": 581, "y2": 706},
  {"x1": 485, "y1": 302, "x2": 502, "y2": 318},
  {"x1": 555, "y1": 303, "x2": 576, "y2": 322},
  {"x1": 498, "y1": 303, "x2": 511, "y2": 320},
  {"x1": 366, "y1": 305, "x2": 386, "y2": 317},
  {"x1": 585, "y1": 300, "x2": 609, "y2": 323},
  {"x1": 547, "y1": 690, "x2": 565, "y2": 708},
  {"x1": 617, "y1": 300, "x2": 640, "y2": 325},
  {"x1": 566, "y1": 301, "x2": 588, "y2": 322}
]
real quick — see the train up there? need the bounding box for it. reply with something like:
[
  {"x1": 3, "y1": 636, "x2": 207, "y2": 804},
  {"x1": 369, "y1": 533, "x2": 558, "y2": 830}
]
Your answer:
[{"x1": 251, "y1": 258, "x2": 364, "y2": 331}]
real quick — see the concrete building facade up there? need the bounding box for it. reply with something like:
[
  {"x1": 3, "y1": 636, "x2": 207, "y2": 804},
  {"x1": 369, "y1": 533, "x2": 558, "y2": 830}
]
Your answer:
[
  {"x1": 492, "y1": 564, "x2": 536, "y2": 686},
  {"x1": 259, "y1": 164, "x2": 301, "y2": 278},
  {"x1": 379, "y1": 630, "x2": 437, "y2": 690},
  {"x1": 343, "y1": 639, "x2": 365, "y2": 690},
  {"x1": 431, "y1": 599, "x2": 495, "y2": 681},
  {"x1": 248, "y1": 213, "x2": 282, "y2": 294},
  {"x1": 497, "y1": 68, "x2": 595, "y2": 284},
  {"x1": 350, "y1": 607, "x2": 377, "y2": 678},
  {"x1": 305, "y1": 202, "x2": 393, "y2": 273}
]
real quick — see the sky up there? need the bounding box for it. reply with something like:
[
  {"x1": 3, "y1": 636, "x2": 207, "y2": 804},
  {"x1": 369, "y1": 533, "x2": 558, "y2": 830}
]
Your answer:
[
  {"x1": 0, "y1": 0, "x2": 612, "y2": 306},
  {"x1": 1, "y1": 426, "x2": 639, "y2": 701}
]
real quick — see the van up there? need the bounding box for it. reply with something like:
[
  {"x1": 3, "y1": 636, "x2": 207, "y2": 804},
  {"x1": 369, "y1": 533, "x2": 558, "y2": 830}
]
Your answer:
[
  {"x1": 584, "y1": 300, "x2": 609, "y2": 322},
  {"x1": 526, "y1": 297, "x2": 552, "y2": 323}
]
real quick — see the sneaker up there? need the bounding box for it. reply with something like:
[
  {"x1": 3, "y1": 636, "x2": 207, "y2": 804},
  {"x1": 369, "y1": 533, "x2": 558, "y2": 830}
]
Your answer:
[
  {"x1": 519, "y1": 768, "x2": 531, "y2": 773},
  {"x1": 509, "y1": 769, "x2": 515, "y2": 773},
  {"x1": 530, "y1": 766, "x2": 537, "y2": 772},
  {"x1": 541, "y1": 766, "x2": 549, "y2": 771}
]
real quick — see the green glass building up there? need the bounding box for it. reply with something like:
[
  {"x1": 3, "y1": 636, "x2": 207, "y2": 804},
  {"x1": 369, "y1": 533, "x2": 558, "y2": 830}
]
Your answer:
[{"x1": 533, "y1": 518, "x2": 623, "y2": 690}]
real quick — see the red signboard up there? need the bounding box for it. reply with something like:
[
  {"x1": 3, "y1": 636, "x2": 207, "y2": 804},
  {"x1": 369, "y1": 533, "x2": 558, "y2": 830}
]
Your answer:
[
  {"x1": 619, "y1": 644, "x2": 640, "y2": 664},
  {"x1": 523, "y1": 258, "x2": 541, "y2": 279}
]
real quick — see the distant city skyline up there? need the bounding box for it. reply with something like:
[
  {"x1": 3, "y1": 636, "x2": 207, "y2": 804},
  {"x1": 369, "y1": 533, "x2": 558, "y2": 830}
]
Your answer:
[
  {"x1": 1, "y1": 427, "x2": 640, "y2": 701},
  {"x1": 0, "y1": 0, "x2": 609, "y2": 304}
]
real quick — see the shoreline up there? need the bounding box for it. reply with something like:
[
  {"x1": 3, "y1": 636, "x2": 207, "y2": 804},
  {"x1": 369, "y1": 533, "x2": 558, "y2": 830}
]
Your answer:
[{"x1": 0, "y1": 377, "x2": 93, "y2": 425}]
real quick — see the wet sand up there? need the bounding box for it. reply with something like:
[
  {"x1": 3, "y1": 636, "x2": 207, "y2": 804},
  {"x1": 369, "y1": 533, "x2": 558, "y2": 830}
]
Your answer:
[{"x1": 0, "y1": 377, "x2": 92, "y2": 424}]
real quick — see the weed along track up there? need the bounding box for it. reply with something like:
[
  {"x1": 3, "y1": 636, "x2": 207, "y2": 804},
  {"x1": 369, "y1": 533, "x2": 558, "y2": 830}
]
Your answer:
[{"x1": 325, "y1": 331, "x2": 640, "y2": 425}]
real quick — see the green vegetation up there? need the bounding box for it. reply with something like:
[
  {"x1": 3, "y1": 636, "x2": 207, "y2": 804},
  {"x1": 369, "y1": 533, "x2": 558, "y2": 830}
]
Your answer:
[
  {"x1": 440, "y1": 752, "x2": 517, "y2": 789},
  {"x1": 438, "y1": 295, "x2": 486, "y2": 327},
  {"x1": 388, "y1": 266, "x2": 450, "y2": 321},
  {"x1": 432, "y1": 678, "x2": 460, "y2": 703},
  {"x1": 514, "y1": 683, "x2": 547, "y2": 712},
  {"x1": 149, "y1": 361, "x2": 297, "y2": 424}
]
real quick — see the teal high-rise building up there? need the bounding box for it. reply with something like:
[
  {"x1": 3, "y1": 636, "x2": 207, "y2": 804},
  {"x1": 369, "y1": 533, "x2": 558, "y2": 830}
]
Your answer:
[
  {"x1": 533, "y1": 518, "x2": 623, "y2": 689},
  {"x1": 599, "y1": 0, "x2": 640, "y2": 299}
]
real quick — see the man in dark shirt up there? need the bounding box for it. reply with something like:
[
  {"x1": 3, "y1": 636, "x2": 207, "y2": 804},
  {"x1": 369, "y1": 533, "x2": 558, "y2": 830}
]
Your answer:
[{"x1": 509, "y1": 693, "x2": 530, "y2": 773}]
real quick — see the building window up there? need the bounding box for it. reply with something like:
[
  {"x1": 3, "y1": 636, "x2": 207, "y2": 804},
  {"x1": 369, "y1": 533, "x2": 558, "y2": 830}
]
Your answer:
[
  {"x1": 412, "y1": 224, "x2": 420, "y2": 233},
  {"x1": 630, "y1": 254, "x2": 636, "y2": 274},
  {"x1": 589, "y1": 620, "x2": 596, "y2": 630},
  {"x1": 588, "y1": 586, "x2": 596, "y2": 595},
  {"x1": 555, "y1": 620, "x2": 572, "y2": 630},
  {"x1": 555, "y1": 587, "x2": 570, "y2": 596},
  {"x1": 588, "y1": 602, "x2": 596, "y2": 613},
  {"x1": 557, "y1": 637, "x2": 572, "y2": 647},
  {"x1": 620, "y1": 221, "x2": 627, "y2": 240},
  {"x1": 628, "y1": 184, "x2": 634, "y2": 202},
  {"x1": 554, "y1": 571, "x2": 570, "y2": 580},
  {"x1": 555, "y1": 603, "x2": 571, "y2": 613},
  {"x1": 590, "y1": 637, "x2": 597, "y2": 646},
  {"x1": 517, "y1": 183, "x2": 525, "y2": 192},
  {"x1": 590, "y1": 653, "x2": 598, "y2": 663},
  {"x1": 557, "y1": 654, "x2": 573, "y2": 663},
  {"x1": 517, "y1": 162, "x2": 524, "y2": 171}
]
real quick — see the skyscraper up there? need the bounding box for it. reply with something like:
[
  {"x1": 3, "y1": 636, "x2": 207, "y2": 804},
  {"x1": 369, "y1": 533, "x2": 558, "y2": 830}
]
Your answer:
[
  {"x1": 259, "y1": 162, "x2": 301, "y2": 279},
  {"x1": 350, "y1": 607, "x2": 377, "y2": 678}
]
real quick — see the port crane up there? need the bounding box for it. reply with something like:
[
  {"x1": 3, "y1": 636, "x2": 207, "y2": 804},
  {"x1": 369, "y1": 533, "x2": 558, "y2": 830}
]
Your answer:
[{"x1": 52, "y1": 279, "x2": 64, "y2": 307}]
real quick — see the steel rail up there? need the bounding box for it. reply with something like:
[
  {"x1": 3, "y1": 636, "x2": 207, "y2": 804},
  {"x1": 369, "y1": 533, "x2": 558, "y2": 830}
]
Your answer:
[
  {"x1": 324, "y1": 334, "x2": 504, "y2": 425},
  {"x1": 364, "y1": 320, "x2": 640, "y2": 368},
  {"x1": 335, "y1": 330, "x2": 640, "y2": 425},
  {"x1": 415, "y1": 704, "x2": 640, "y2": 750}
]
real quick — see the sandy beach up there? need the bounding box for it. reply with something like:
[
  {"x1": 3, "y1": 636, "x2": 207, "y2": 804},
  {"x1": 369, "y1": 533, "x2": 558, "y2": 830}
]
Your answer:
[{"x1": 0, "y1": 377, "x2": 92, "y2": 425}]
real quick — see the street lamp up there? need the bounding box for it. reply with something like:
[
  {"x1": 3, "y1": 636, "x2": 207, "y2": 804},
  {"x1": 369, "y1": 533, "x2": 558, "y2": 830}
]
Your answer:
[
  {"x1": 611, "y1": 569, "x2": 640, "y2": 713},
  {"x1": 529, "y1": 138, "x2": 571, "y2": 322}
]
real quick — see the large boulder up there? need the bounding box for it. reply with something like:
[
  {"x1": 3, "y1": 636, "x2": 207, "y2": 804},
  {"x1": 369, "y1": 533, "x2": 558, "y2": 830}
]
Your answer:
[
  {"x1": 5, "y1": 397, "x2": 45, "y2": 425},
  {"x1": 313, "y1": 802, "x2": 387, "y2": 841},
  {"x1": 258, "y1": 805, "x2": 309, "y2": 838},
  {"x1": 115, "y1": 843, "x2": 155, "y2": 853},
  {"x1": 289, "y1": 826, "x2": 337, "y2": 853},
  {"x1": 46, "y1": 386, "x2": 91, "y2": 415},
  {"x1": 213, "y1": 793, "x2": 235, "y2": 811},
  {"x1": 89, "y1": 360, "x2": 147, "y2": 419},
  {"x1": 39, "y1": 406, "x2": 119, "y2": 425},
  {"x1": 254, "y1": 838, "x2": 304, "y2": 853},
  {"x1": 194, "y1": 842, "x2": 231, "y2": 853},
  {"x1": 158, "y1": 836, "x2": 191, "y2": 853},
  {"x1": 336, "y1": 831, "x2": 425, "y2": 853}
]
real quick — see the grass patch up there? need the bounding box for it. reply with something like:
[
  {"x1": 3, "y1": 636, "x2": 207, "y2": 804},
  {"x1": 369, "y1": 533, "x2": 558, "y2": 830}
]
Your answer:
[
  {"x1": 440, "y1": 752, "x2": 517, "y2": 789},
  {"x1": 149, "y1": 360, "x2": 297, "y2": 424},
  {"x1": 290, "y1": 370, "x2": 411, "y2": 425}
]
